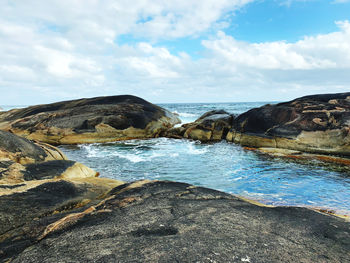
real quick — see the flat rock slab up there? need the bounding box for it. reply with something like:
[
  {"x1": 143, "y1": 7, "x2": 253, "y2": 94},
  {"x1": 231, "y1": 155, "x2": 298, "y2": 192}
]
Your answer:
[
  {"x1": 0, "y1": 95, "x2": 180, "y2": 145},
  {"x1": 7, "y1": 181, "x2": 350, "y2": 263}
]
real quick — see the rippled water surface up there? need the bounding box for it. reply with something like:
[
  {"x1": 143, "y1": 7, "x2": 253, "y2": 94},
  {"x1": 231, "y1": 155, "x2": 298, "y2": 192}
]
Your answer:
[{"x1": 59, "y1": 102, "x2": 350, "y2": 216}]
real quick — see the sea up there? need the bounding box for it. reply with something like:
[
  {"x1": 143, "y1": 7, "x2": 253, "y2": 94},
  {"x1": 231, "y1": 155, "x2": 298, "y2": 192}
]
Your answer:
[{"x1": 2, "y1": 102, "x2": 350, "y2": 216}]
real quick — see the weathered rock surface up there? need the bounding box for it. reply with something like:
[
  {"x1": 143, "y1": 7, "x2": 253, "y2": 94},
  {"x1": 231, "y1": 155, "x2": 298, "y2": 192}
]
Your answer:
[
  {"x1": 2, "y1": 180, "x2": 349, "y2": 263},
  {"x1": 0, "y1": 130, "x2": 66, "y2": 164},
  {"x1": 0, "y1": 160, "x2": 99, "y2": 184},
  {"x1": 0, "y1": 95, "x2": 180, "y2": 145},
  {"x1": 0, "y1": 177, "x2": 124, "y2": 260},
  {"x1": 164, "y1": 110, "x2": 235, "y2": 142},
  {"x1": 227, "y1": 92, "x2": 350, "y2": 156}
]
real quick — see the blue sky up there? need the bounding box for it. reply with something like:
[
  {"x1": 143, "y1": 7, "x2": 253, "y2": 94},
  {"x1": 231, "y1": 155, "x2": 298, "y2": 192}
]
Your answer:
[
  {"x1": 0, "y1": 0, "x2": 349, "y2": 105},
  {"x1": 228, "y1": 0, "x2": 350, "y2": 42}
]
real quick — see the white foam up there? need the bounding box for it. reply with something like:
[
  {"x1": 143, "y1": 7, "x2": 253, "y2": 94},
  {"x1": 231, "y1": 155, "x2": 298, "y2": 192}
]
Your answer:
[
  {"x1": 111, "y1": 152, "x2": 145, "y2": 163},
  {"x1": 187, "y1": 143, "x2": 210, "y2": 155},
  {"x1": 232, "y1": 177, "x2": 243, "y2": 181},
  {"x1": 81, "y1": 145, "x2": 99, "y2": 158},
  {"x1": 178, "y1": 112, "x2": 197, "y2": 118}
]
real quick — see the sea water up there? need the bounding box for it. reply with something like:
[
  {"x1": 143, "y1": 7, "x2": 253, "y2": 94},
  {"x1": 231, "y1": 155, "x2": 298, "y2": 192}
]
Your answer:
[
  {"x1": 2, "y1": 103, "x2": 350, "y2": 215},
  {"x1": 58, "y1": 102, "x2": 350, "y2": 216}
]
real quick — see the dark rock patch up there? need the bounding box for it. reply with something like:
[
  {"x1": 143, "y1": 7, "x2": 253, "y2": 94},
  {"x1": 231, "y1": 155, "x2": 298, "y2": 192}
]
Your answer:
[
  {"x1": 0, "y1": 130, "x2": 47, "y2": 162},
  {"x1": 227, "y1": 92, "x2": 350, "y2": 155},
  {"x1": 23, "y1": 160, "x2": 77, "y2": 181},
  {"x1": 3, "y1": 180, "x2": 349, "y2": 263},
  {"x1": 0, "y1": 95, "x2": 180, "y2": 145}
]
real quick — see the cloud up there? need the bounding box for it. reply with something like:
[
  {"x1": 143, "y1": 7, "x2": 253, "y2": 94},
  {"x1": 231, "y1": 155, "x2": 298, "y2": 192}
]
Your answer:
[
  {"x1": 202, "y1": 21, "x2": 350, "y2": 70},
  {"x1": 0, "y1": 0, "x2": 254, "y2": 104},
  {"x1": 0, "y1": 1, "x2": 349, "y2": 104},
  {"x1": 113, "y1": 20, "x2": 350, "y2": 102}
]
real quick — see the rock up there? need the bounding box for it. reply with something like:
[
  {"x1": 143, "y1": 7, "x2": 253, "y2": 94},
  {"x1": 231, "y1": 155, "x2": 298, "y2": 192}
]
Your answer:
[
  {"x1": 0, "y1": 160, "x2": 99, "y2": 184},
  {"x1": 0, "y1": 177, "x2": 124, "y2": 260},
  {"x1": 0, "y1": 130, "x2": 66, "y2": 164},
  {"x1": 161, "y1": 126, "x2": 186, "y2": 139},
  {"x1": 227, "y1": 92, "x2": 350, "y2": 156},
  {"x1": 0, "y1": 95, "x2": 180, "y2": 145},
  {"x1": 164, "y1": 110, "x2": 235, "y2": 142},
  {"x1": 3, "y1": 180, "x2": 349, "y2": 262}
]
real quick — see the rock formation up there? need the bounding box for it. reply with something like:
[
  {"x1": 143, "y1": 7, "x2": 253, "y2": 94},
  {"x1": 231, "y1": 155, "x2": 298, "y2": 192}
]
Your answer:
[
  {"x1": 0, "y1": 95, "x2": 180, "y2": 145},
  {"x1": 0, "y1": 130, "x2": 66, "y2": 164},
  {"x1": 1, "y1": 180, "x2": 349, "y2": 262},
  {"x1": 226, "y1": 92, "x2": 350, "y2": 156},
  {"x1": 164, "y1": 110, "x2": 235, "y2": 142},
  {"x1": 0, "y1": 130, "x2": 124, "y2": 261},
  {"x1": 1, "y1": 94, "x2": 350, "y2": 262}
]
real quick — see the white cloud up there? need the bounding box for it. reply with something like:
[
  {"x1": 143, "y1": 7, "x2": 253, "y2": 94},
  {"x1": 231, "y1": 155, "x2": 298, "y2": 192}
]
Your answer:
[
  {"x1": 0, "y1": 0, "x2": 255, "y2": 104},
  {"x1": 202, "y1": 21, "x2": 350, "y2": 70},
  {"x1": 0, "y1": 1, "x2": 349, "y2": 104}
]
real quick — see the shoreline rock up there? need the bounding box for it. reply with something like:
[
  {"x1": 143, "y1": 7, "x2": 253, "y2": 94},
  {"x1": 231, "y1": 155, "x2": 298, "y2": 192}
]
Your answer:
[
  {"x1": 227, "y1": 92, "x2": 350, "y2": 156},
  {"x1": 163, "y1": 92, "x2": 350, "y2": 165},
  {"x1": 0, "y1": 95, "x2": 180, "y2": 145},
  {"x1": 163, "y1": 110, "x2": 235, "y2": 142},
  {"x1": 0, "y1": 130, "x2": 67, "y2": 164},
  {"x1": 0, "y1": 130, "x2": 349, "y2": 262},
  {"x1": 1, "y1": 180, "x2": 349, "y2": 262}
]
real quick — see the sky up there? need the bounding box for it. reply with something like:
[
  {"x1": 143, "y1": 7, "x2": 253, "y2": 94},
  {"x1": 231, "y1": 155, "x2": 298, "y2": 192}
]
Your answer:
[{"x1": 0, "y1": 0, "x2": 350, "y2": 105}]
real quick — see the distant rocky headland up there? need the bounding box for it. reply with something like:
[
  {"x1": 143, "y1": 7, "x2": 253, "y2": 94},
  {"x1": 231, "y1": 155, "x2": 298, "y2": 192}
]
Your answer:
[{"x1": 1, "y1": 93, "x2": 350, "y2": 262}]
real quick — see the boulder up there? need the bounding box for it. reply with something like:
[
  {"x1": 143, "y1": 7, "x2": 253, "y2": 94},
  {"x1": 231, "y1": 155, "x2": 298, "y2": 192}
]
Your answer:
[
  {"x1": 0, "y1": 160, "x2": 99, "y2": 184},
  {"x1": 2, "y1": 180, "x2": 349, "y2": 262},
  {"x1": 227, "y1": 92, "x2": 350, "y2": 156},
  {"x1": 0, "y1": 130, "x2": 66, "y2": 164},
  {"x1": 0, "y1": 95, "x2": 180, "y2": 145},
  {"x1": 0, "y1": 130, "x2": 99, "y2": 184},
  {"x1": 164, "y1": 110, "x2": 235, "y2": 142}
]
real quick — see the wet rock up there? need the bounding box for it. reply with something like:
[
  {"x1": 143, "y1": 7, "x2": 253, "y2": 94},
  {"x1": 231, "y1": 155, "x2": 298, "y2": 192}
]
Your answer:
[
  {"x1": 164, "y1": 110, "x2": 235, "y2": 142},
  {"x1": 3, "y1": 180, "x2": 349, "y2": 263},
  {"x1": 0, "y1": 95, "x2": 180, "y2": 145},
  {"x1": 227, "y1": 92, "x2": 350, "y2": 156},
  {"x1": 0, "y1": 130, "x2": 66, "y2": 164}
]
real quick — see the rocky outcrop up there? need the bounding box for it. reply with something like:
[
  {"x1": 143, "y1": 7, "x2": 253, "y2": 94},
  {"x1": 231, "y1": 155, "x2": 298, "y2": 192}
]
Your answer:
[
  {"x1": 0, "y1": 177, "x2": 124, "y2": 260},
  {"x1": 227, "y1": 92, "x2": 350, "y2": 156},
  {"x1": 0, "y1": 131, "x2": 124, "y2": 261},
  {"x1": 0, "y1": 159, "x2": 99, "y2": 184},
  {"x1": 0, "y1": 130, "x2": 66, "y2": 164},
  {"x1": 1, "y1": 180, "x2": 349, "y2": 262},
  {"x1": 0, "y1": 130, "x2": 100, "y2": 184},
  {"x1": 0, "y1": 95, "x2": 180, "y2": 145},
  {"x1": 164, "y1": 110, "x2": 235, "y2": 142}
]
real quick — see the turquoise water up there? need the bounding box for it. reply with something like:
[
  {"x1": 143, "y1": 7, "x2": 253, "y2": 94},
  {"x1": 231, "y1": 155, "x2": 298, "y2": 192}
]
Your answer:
[{"x1": 58, "y1": 102, "x2": 350, "y2": 216}]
